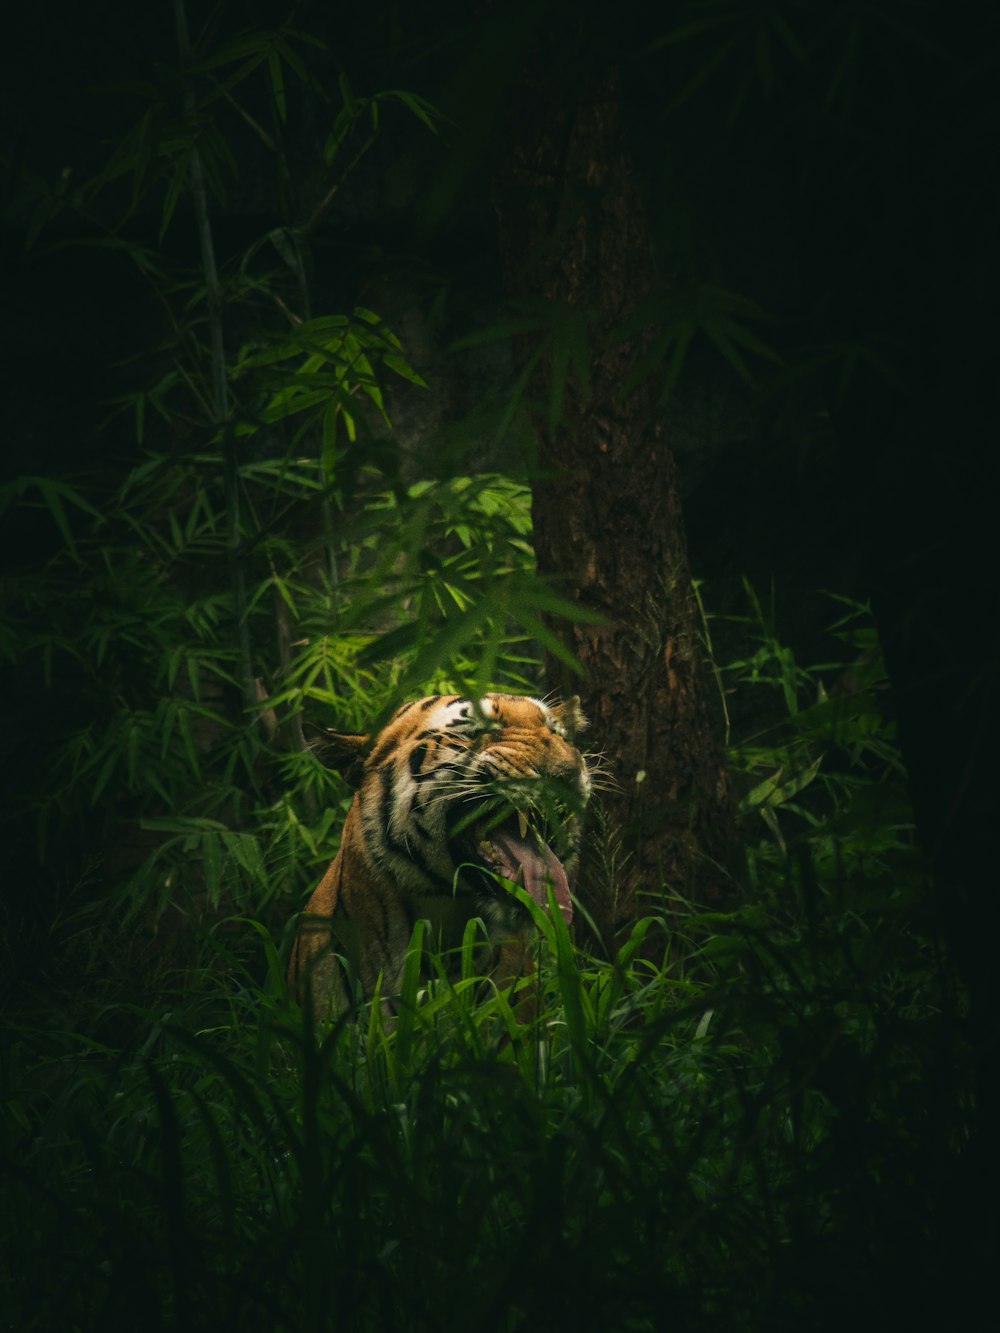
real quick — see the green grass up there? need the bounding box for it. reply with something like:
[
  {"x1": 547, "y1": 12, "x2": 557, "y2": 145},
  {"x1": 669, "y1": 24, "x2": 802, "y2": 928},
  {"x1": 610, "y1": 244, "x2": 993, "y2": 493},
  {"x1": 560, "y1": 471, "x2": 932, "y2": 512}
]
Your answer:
[
  {"x1": 0, "y1": 598, "x2": 968, "y2": 1331},
  {"x1": 1, "y1": 857, "x2": 961, "y2": 1332}
]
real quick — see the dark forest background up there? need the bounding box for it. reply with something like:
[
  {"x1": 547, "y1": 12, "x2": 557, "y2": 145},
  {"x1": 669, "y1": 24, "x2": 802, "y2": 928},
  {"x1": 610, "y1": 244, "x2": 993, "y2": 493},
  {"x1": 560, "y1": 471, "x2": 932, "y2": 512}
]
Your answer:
[{"x1": 1, "y1": 1, "x2": 998, "y2": 1329}]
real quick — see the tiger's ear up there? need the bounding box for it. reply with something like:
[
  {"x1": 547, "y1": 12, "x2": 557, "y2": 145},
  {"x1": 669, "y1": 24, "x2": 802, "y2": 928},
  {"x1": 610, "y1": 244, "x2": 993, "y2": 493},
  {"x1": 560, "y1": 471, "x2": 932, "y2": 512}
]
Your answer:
[
  {"x1": 309, "y1": 729, "x2": 371, "y2": 788},
  {"x1": 550, "y1": 695, "x2": 588, "y2": 741}
]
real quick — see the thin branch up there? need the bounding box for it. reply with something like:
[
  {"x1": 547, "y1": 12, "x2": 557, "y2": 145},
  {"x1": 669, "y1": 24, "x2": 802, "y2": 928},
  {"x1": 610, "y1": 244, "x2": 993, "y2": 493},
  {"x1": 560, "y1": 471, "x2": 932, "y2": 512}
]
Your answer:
[{"x1": 173, "y1": 0, "x2": 255, "y2": 715}]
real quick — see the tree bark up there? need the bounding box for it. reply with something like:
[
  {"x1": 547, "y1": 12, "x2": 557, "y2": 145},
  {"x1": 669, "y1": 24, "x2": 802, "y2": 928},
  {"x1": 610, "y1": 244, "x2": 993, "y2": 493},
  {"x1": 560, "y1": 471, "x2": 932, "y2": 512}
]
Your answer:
[{"x1": 495, "y1": 70, "x2": 735, "y2": 943}]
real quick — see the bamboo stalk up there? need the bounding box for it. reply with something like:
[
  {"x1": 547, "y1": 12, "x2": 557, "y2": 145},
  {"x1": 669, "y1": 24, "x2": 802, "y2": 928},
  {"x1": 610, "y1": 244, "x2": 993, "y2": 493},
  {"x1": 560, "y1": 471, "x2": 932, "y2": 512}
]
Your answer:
[{"x1": 173, "y1": 0, "x2": 256, "y2": 715}]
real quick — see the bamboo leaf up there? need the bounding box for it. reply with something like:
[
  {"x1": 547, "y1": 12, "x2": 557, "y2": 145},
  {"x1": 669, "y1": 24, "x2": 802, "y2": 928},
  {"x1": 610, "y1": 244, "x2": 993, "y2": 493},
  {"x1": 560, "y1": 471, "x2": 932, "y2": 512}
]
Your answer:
[
  {"x1": 267, "y1": 50, "x2": 287, "y2": 122},
  {"x1": 159, "y1": 145, "x2": 193, "y2": 241},
  {"x1": 202, "y1": 832, "x2": 223, "y2": 907},
  {"x1": 356, "y1": 621, "x2": 422, "y2": 666},
  {"x1": 383, "y1": 353, "x2": 428, "y2": 387},
  {"x1": 383, "y1": 89, "x2": 442, "y2": 135},
  {"x1": 274, "y1": 35, "x2": 308, "y2": 85},
  {"x1": 40, "y1": 484, "x2": 75, "y2": 554},
  {"x1": 177, "y1": 706, "x2": 202, "y2": 779},
  {"x1": 339, "y1": 72, "x2": 357, "y2": 117}
]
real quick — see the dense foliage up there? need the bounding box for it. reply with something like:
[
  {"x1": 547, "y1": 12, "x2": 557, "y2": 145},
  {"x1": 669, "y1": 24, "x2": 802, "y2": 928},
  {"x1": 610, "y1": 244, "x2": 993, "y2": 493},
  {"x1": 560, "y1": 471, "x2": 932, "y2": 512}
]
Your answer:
[
  {"x1": 1, "y1": 597, "x2": 959, "y2": 1330},
  {"x1": 0, "y1": 5, "x2": 982, "y2": 1329},
  {"x1": 1, "y1": 15, "x2": 582, "y2": 954}
]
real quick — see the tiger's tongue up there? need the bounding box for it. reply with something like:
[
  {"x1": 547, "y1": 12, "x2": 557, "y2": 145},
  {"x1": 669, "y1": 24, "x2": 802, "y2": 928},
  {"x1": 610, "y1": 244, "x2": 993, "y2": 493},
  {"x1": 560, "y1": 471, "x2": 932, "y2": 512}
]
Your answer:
[{"x1": 489, "y1": 825, "x2": 573, "y2": 923}]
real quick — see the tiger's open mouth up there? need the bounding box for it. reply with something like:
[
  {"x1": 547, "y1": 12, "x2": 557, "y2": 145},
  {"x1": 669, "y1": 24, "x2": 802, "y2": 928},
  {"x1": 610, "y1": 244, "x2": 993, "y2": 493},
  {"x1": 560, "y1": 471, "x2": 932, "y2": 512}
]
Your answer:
[
  {"x1": 457, "y1": 792, "x2": 578, "y2": 924},
  {"x1": 475, "y1": 812, "x2": 573, "y2": 923}
]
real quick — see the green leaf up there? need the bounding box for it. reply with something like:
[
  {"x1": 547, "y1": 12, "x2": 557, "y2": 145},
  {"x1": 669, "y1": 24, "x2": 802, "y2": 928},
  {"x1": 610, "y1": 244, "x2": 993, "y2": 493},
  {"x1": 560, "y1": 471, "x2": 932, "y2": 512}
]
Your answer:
[
  {"x1": 268, "y1": 226, "x2": 300, "y2": 269},
  {"x1": 195, "y1": 32, "x2": 272, "y2": 72},
  {"x1": 383, "y1": 353, "x2": 428, "y2": 387},
  {"x1": 338, "y1": 73, "x2": 357, "y2": 117},
  {"x1": 411, "y1": 601, "x2": 500, "y2": 683},
  {"x1": 321, "y1": 400, "x2": 337, "y2": 478},
  {"x1": 356, "y1": 621, "x2": 423, "y2": 666},
  {"x1": 274, "y1": 35, "x2": 308, "y2": 86},
  {"x1": 550, "y1": 885, "x2": 586, "y2": 1050},
  {"x1": 383, "y1": 89, "x2": 442, "y2": 135},
  {"x1": 140, "y1": 816, "x2": 228, "y2": 834},
  {"x1": 177, "y1": 706, "x2": 202, "y2": 779},
  {"x1": 518, "y1": 612, "x2": 584, "y2": 675},
  {"x1": 267, "y1": 50, "x2": 287, "y2": 122},
  {"x1": 31, "y1": 477, "x2": 101, "y2": 554},
  {"x1": 743, "y1": 755, "x2": 823, "y2": 814},
  {"x1": 394, "y1": 918, "x2": 428, "y2": 1058},
  {"x1": 203, "y1": 832, "x2": 223, "y2": 907},
  {"x1": 159, "y1": 144, "x2": 193, "y2": 241},
  {"x1": 742, "y1": 768, "x2": 784, "y2": 811}
]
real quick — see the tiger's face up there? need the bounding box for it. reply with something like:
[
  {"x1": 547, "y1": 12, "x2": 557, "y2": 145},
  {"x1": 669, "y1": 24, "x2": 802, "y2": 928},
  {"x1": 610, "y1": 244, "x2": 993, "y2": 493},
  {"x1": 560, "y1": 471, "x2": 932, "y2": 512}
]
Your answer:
[
  {"x1": 289, "y1": 692, "x2": 591, "y2": 1013},
  {"x1": 353, "y1": 693, "x2": 591, "y2": 933}
]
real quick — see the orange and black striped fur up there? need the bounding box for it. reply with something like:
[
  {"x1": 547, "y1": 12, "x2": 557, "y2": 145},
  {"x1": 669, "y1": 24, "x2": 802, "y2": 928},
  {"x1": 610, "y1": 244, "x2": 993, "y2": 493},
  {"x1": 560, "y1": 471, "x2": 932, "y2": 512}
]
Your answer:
[{"x1": 288, "y1": 693, "x2": 590, "y2": 1018}]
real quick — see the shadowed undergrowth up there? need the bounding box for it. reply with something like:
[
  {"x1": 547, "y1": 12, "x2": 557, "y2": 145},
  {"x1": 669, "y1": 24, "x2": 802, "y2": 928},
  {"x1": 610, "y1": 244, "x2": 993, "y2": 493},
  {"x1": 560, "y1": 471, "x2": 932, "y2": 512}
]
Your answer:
[
  {"x1": 0, "y1": 594, "x2": 969, "y2": 1332},
  {"x1": 1, "y1": 830, "x2": 964, "y2": 1332}
]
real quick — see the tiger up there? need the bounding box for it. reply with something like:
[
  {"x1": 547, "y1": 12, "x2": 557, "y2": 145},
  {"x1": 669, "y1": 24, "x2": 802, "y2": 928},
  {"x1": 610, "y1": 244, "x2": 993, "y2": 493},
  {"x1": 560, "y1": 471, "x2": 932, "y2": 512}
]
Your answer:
[{"x1": 287, "y1": 692, "x2": 591, "y2": 1019}]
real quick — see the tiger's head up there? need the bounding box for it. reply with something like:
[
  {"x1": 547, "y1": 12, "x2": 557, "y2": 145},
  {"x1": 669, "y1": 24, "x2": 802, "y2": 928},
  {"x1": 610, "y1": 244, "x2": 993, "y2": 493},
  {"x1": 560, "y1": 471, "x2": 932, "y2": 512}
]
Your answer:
[
  {"x1": 328, "y1": 692, "x2": 591, "y2": 933},
  {"x1": 290, "y1": 692, "x2": 593, "y2": 1015}
]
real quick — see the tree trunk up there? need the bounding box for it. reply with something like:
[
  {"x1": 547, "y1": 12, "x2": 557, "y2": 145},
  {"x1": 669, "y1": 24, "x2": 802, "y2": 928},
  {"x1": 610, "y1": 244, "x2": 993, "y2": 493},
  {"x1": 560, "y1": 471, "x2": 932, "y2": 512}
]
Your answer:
[{"x1": 495, "y1": 70, "x2": 735, "y2": 943}]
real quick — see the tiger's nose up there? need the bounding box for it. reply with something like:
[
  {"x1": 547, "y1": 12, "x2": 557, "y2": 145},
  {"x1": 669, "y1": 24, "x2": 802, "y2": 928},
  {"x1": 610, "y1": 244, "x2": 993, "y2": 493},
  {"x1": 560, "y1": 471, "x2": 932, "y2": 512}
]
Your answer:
[{"x1": 543, "y1": 742, "x2": 586, "y2": 785}]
